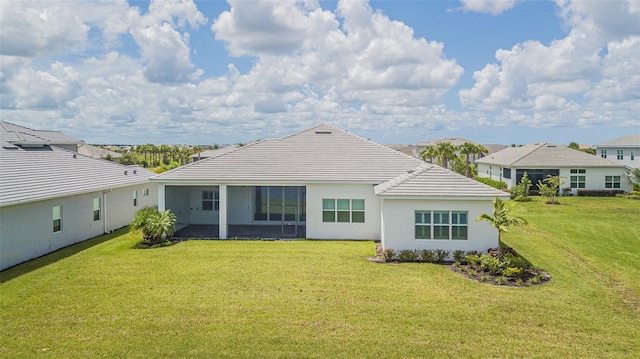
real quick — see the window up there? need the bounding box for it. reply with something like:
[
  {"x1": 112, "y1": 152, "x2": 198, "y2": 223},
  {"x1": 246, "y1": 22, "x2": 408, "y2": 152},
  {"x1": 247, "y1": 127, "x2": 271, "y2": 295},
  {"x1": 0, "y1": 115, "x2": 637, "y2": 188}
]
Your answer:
[
  {"x1": 503, "y1": 168, "x2": 511, "y2": 179},
  {"x1": 617, "y1": 149, "x2": 624, "y2": 160},
  {"x1": 322, "y1": 199, "x2": 365, "y2": 223},
  {"x1": 601, "y1": 149, "x2": 607, "y2": 158},
  {"x1": 93, "y1": 198, "x2": 101, "y2": 221},
  {"x1": 133, "y1": 190, "x2": 138, "y2": 206},
  {"x1": 53, "y1": 205, "x2": 62, "y2": 232},
  {"x1": 632, "y1": 150, "x2": 635, "y2": 161},
  {"x1": 605, "y1": 176, "x2": 621, "y2": 189},
  {"x1": 143, "y1": 188, "x2": 150, "y2": 196},
  {"x1": 254, "y1": 186, "x2": 306, "y2": 222},
  {"x1": 414, "y1": 210, "x2": 468, "y2": 240},
  {"x1": 202, "y1": 191, "x2": 214, "y2": 211},
  {"x1": 570, "y1": 169, "x2": 586, "y2": 189}
]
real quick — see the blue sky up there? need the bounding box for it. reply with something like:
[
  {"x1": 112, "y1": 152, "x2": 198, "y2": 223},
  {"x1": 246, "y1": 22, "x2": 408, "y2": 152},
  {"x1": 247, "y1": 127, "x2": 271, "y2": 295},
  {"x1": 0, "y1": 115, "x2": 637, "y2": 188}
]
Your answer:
[{"x1": 1, "y1": 0, "x2": 638, "y2": 146}]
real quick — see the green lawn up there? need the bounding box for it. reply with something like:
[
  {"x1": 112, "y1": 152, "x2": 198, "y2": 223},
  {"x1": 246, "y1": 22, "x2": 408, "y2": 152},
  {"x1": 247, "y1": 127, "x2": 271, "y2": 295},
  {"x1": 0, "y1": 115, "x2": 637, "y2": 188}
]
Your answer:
[{"x1": 1, "y1": 197, "x2": 638, "y2": 358}]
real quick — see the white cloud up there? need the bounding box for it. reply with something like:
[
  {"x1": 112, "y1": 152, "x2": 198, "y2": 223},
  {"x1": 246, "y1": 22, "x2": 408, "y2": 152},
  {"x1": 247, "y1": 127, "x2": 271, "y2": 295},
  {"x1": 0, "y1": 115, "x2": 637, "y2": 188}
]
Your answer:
[
  {"x1": 0, "y1": 1, "x2": 89, "y2": 57},
  {"x1": 459, "y1": 0, "x2": 517, "y2": 15},
  {"x1": 459, "y1": 0, "x2": 640, "y2": 128}
]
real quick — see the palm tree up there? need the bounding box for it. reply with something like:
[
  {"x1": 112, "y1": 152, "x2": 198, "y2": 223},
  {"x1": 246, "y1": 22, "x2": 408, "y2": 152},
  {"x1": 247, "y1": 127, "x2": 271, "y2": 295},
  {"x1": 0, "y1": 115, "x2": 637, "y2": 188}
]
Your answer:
[
  {"x1": 130, "y1": 208, "x2": 176, "y2": 245},
  {"x1": 458, "y1": 142, "x2": 476, "y2": 177},
  {"x1": 624, "y1": 168, "x2": 640, "y2": 186},
  {"x1": 433, "y1": 142, "x2": 457, "y2": 169},
  {"x1": 420, "y1": 146, "x2": 438, "y2": 164},
  {"x1": 476, "y1": 197, "x2": 527, "y2": 245}
]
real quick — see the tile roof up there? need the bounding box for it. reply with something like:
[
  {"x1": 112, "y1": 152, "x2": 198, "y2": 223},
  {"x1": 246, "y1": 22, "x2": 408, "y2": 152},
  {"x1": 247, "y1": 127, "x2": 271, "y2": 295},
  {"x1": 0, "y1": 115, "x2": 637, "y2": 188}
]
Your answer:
[
  {"x1": 375, "y1": 163, "x2": 509, "y2": 198},
  {"x1": 154, "y1": 124, "x2": 424, "y2": 183},
  {"x1": 0, "y1": 145, "x2": 154, "y2": 207},
  {"x1": 0, "y1": 121, "x2": 83, "y2": 148},
  {"x1": 78, "y1": 144, "x2": 122, "y2": 159},
  {"x1": 475, "y1": 142, "x2": 625, "y2": 167},
  {"x1": 416, "y1": 137, "x2": 478, "y2": 147},
  {"x1": 595, "y1": 134, "x2": 640, "y2": 147}
]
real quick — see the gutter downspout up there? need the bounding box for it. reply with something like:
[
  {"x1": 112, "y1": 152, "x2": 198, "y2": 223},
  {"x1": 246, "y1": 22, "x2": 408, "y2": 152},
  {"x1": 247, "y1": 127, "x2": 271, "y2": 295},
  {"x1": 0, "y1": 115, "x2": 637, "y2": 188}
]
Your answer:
[{"x1": 103, "y1": 189, "x2": 112, "y2": 234}]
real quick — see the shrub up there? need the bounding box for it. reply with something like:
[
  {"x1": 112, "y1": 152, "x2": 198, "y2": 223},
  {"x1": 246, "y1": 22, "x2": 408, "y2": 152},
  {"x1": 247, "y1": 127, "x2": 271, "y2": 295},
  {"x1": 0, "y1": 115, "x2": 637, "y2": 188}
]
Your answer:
[
  {"x1": 479, "y1": 254, "x2": 504, "y2": 275},
  {"x1": 561, "y1": 187, "x2": 572, "y2": 196},
  {"x1": 577, "y1": 189, "x2": 625, "y2": 197},
  {"x1": 538, "y1": 175, "x2": 565, "y2": 204},
  {"x1": 419, "y1": 249, "x2": 437, "y2": 263},
  {"x1": 453, "y1": 250, "x2": 466, "y2": 263},
  {"x1": 130, "y1": 207, "x2": 176, "y2": 245},
  {"x1": 465, "y1": 254, "x2": 480, "y2": 267},
  {"x1": 383, "y1": 248, "x2": 396, "y2": 262},
  {"x1": 434, "y1": 249, "x2": 450, "y2": 262},
  {"x1": 469, "y1": 269, "x2": 477, "y2": 277},
  {"x1": 398, "y1": 249, "x2": 419, "y2": 262},
  {"x1": 510, "y1": 172, "x2": 532, "y2": 201},
  {"x1": 529, "y1": 277, "x2": 540, "y2": 284},
  {"x1": 481, "y1": 275, "x2": 489, "y2": 282},
  {"x1": 475, "y1": 177, "x2": 508, "y2": 190},
  {"x1": 495, "y1": 276, "x2": 507, "y2": 285},
  {"x1": 503, "y1": 267, "x2": 523, "y2": 278},
  {"x1": 501, "y1": 252, "x2": 529, "y2": 270},
  {"x1": 515, "y1": 278, "x2": 524, "y2": 286}
]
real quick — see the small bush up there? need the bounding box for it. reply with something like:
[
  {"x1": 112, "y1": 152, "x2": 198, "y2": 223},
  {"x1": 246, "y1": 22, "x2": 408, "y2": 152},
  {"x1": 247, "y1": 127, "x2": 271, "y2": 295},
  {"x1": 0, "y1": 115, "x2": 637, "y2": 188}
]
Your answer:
[
  {"x1": 495, "y1": 276, "x2": 507, "y2": 285},
  {"x1": 501, "y1": 253, "x2": 529, "y2": 270},
  {"x1": 529, "y1": 277, "x2": 540, "y2": 284},
  {"x1": 419, "y1": 249, "x2": 437, "y2": 263},
  {"x1": 515, "y1": 278, "x2": 524, "y2": 286},
  {"x1": 475, "y1": 177, "x2": 508, "y2": 190},
  {"x1": 465, "y1": 254, "x2": 480, "y2": 267},
  {"x1": 503, "y1": 267, "x2": 523, "y2": 278},
  {"x1": 479, "y1": 254, "x2": 504, "y2": 275},
  {"x1": 469, "y1": 269, "x2": 477, "y2": 277},
  {"x1": 398, "y1": 249, "x2": 419, "y2": 262},
  {"x1": 453, "y1": 250, "x2": 466, "y2": 264},
  {"x1": 383, "y1": 248, "x2": 396, "y2": 262},
  {"x1": 577, "y1": 189, "x2": 624, "y2": 197},
  {"x1": 481, "y1": 275, "x2": 489, "y2": 282},
  {"x1": 434, "y1": 249, "x2": 450, "y2": 262}
]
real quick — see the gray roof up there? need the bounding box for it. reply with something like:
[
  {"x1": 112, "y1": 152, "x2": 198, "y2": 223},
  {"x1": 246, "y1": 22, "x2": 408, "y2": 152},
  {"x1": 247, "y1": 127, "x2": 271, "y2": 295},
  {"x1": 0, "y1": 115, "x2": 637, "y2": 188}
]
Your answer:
[
  {"x1": 375, "y1": 163, "x2": 509, "y2": 199},
  {"x1": 78, "y1": 144, "x2": 122, "y2": 159},
  {"x1": 190, "y1": 145, "x2": 242, "y2": 159},
  {"x1": 154, "y1": 124, "x2": 424, "y2": 183},
  {"x1": 475, "y1": 142, "x2": 625, "y2": 168},
  {"x1": 0, "y1": 145, "x2": 154, "y2": 207},
  {"x1": 0, "y1": 121, "x2": 83, "y2": 148},
  {"x1": 385, "y1": 144, "x2": 418, "y2": 157},
  {"x1": 595, "y1": 134, "x2": 640, "y2": 147}
]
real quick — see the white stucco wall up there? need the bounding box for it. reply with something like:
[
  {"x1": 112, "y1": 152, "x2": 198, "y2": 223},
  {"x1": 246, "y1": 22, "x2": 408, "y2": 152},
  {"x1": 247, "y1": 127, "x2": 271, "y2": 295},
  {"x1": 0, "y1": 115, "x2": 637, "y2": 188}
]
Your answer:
[
  {"x1": 306, "y1": 183, "x2": 381, "y2": 240},
  {"x1": 595, "y1": 146, "x2": 639, "y2": 169},
  {"x1": 558, "y1": 167, "x2": 632, "y2": 194},
  {"x1": 380, "y1": 198, "x2": 499, "y2": 254},
  {"x1": 227, "y1": 186, "x2": 253, "y2": 224},
  {"x1": 476, "y1": 163, "x2": 513, "y2": 187},
  {"x1": 0, "y1": 182, "x2": 158, "y2": 271}
]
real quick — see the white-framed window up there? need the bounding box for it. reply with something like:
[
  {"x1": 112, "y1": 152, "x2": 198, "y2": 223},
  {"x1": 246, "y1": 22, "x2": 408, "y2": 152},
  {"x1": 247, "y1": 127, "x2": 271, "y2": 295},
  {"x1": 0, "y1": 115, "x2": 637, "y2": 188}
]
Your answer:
[
  {"x1": 570, "y1": 169, "x2": 586, "y2": 189},
  {"x1": 605, "y1": 176, "x2": 621, "y2": 189},
  {"x1": 202, "y1": 190, "x2": 219, "y2": 211},
  {"x1": 415, "y1": 210, "x2": 468, "y2": 240},
  {"x1": 617, "y1": 149, "x2": 624, "y2": 160},
  {"x1": 322, "y1": 199, "x2": 365, "y2": 223},
  {"x1": 631, "y1": 150, "x2": 635, "y2": 161},
  {"x1": 601, "y1": 149, "x2": 607, "y2": 158},
  {"x1": 133, "y1": 190, "x2": 138, "y2": 206},
  {"x1": 143, "y1": 188, "x2": 150, "y2": 196},
  {"x1": 93, "y1": 198, "x2": 101, "y2": 221},
  {"x1": 53, "y1": 205, "x2": 62, "y2": 232}
]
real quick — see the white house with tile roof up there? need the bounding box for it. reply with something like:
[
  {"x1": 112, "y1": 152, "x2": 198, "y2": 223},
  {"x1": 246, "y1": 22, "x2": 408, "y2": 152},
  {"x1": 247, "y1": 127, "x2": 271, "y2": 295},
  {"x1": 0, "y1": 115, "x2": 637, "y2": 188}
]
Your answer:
[
  {"x1": 0, "y1": 122, "x2": 158, "y2": 271},
  {"x1": 152, "y1": 124, "x2": 508, "y2": 253},
  {"x1": 594, "y1": 134, "x2": 640, "y2": 169},
  {"x1": 475, "y1": 142, "x2": 632, "y2": 194}
]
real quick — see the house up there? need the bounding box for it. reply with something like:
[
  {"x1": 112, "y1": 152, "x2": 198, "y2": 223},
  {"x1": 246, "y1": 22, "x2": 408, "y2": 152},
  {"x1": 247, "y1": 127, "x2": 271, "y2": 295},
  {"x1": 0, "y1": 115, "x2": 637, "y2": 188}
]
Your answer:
[
  {"x1": 475, "y1": 142, "x2": 632, "y2": 194},
  {"x1": 78, "y1": 143, "x2": 123, "y2": 160},
  {"x1": 152, "y1": 124, "x2": 508, "y2": 254},
  {"x1": 0, "y1": 122, "x2": 158, "y2": 271},
  {"x1": 190, "y1": 145, "x2": 242, "y2": 163},
  {"x1": 594, "y1": 134, "x2": 640, "y2": 169}
]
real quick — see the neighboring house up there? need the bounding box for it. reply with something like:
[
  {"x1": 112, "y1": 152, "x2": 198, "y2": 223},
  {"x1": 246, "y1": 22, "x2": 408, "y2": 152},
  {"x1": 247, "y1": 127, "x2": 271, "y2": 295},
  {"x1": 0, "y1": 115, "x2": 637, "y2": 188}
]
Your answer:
[
  {"x1": 385, "y1": 144, "x2": 419, "y2": 158},
  {"x1": 475, "y1": 142, "x2": 632, "y2": 194},
  {"x1": 152, "y1": 124, "x2": 508, "y2": 254},
  {"x1": 416, "y1": 137, "x2": 499, "y2": 164},
  {"x1": 594, "y1": 134, "x2": 640, "y2": 169},
  {"x1": 78, "y1": 143, "x2": 123, "y2": 160},
  {"x1": 0, "y1": 123, "x2": 158, "y2": 271}
]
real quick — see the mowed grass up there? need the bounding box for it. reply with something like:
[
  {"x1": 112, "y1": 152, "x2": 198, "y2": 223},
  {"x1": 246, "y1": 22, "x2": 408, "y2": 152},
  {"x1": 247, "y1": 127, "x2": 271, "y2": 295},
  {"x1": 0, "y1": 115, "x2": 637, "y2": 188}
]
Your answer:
[{"x1": 1, "y1": 198, "x2": 639, "y2": 358}]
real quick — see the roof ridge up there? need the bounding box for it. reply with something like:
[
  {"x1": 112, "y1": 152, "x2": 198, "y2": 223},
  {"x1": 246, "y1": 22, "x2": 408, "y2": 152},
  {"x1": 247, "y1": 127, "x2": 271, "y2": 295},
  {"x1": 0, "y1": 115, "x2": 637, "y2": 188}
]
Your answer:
[
  {"x1": 507, "y1": 142, "x2": 548, "y2": 165},
  {"x1": 376, "y1": 163, "x2": 433, "y2": 194}
]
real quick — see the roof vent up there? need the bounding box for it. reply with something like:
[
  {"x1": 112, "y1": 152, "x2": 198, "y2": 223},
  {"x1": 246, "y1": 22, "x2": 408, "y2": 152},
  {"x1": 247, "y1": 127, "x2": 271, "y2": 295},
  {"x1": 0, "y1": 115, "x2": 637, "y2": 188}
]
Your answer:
[
  {"x1": 73, "y1": 154, "x2": 77, "y2": 159},
  {"x1": 547, "y1": 145, "x2": 556, "y2": 148},
  {"x1": 407, "y1": 169, "x2": 415, "y2": 174},
  {"x1": 2, "y1": 145, "x2": 19, "y2": 150},
  {"x1": 124, "y1": 170, "x2": 128, "y2": 175},
  {"x1": 315, "y1": 130, "x2": 332, "y2": 134},
  {"x1": 133, "y1": 170, "x2": 137, "y2": 174}
]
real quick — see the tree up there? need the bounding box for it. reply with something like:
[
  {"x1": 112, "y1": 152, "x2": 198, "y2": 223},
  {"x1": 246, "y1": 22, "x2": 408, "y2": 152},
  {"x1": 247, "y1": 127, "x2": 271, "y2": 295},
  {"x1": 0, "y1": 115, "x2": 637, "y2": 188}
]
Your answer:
[
  {"x1": 568, "y1": 142, "x2": 580, "y2": 150},
  {"x1": 432, "y1": 142, "x2": 458, "y2": 169},
  {"x1": 538, "y1": 175, "x2": 565, "y2": 204},
  {"x1": 130, "y1": 208, "x2": 176, "y2": 245},
  {"x1": 420, "y1": 145, "x2": 438, "y2": 164},
  {"x1": 510, "y1": 172, "x2": 532, "y2": 202},
  {"x1": 459, "y1": 142, "x2": 488, "y2": 177},
  {"x1": 476, "y1": 197, "x2": 527, "y2": 246},
  {"x1": 624, "y1": 168, "x2": 640, "y2": 190}
]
